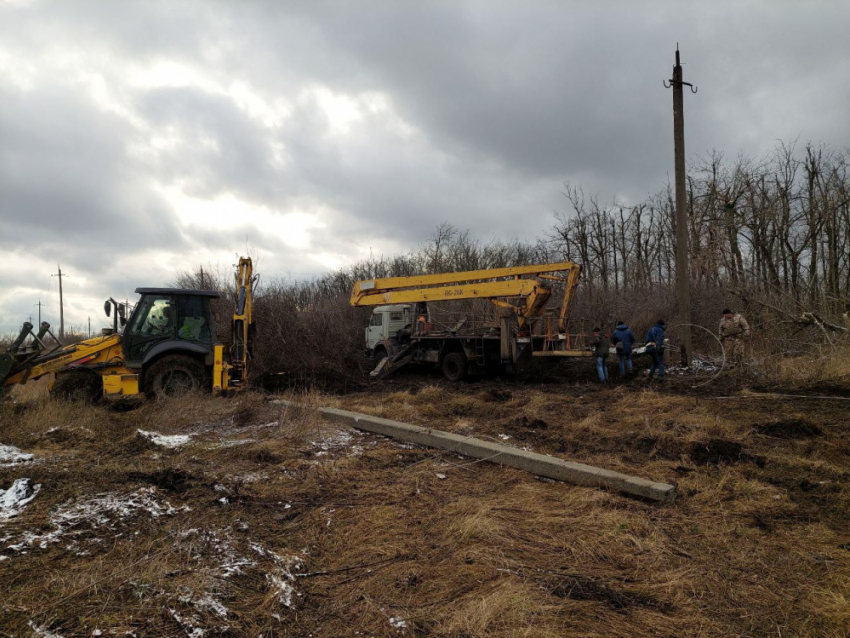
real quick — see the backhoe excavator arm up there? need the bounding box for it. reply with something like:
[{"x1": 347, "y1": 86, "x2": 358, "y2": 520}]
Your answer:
[{"x1": 228, "y1": 257, "x2": 256, "y2": 387}]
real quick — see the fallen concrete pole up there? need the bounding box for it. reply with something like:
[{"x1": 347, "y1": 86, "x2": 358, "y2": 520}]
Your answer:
[{"x1": 277, "y1": 402, "x2": 676, "y2": 502}]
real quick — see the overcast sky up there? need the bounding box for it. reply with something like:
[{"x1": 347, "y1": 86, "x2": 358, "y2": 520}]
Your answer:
[{"x1": 1, "y1": 0, "x2": 848, "y2": 334}]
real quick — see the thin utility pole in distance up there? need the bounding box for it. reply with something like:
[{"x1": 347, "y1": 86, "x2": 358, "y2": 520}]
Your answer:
[
  {"x1": 52, "y1": 265, "x2": 68, "y2": 340},
  {"x1": 665, "y1": 46, "x2": 696, "y2": 367},
  {"x1": 34, "y1": 299, "x2": 43, "y2": 325}
]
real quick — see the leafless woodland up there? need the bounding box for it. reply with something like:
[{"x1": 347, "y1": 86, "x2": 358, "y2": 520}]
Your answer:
[{"x1": 172, "y1": 141, "x2": 850, "y2": 387}]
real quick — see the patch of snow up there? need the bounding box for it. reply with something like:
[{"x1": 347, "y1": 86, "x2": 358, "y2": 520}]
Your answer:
[
  {"x1": 213, "y1": 484, "x2": 228, "y2": 492},
  {"x1": 137, "y1": 430, "x2": 192, "y2": 448},
  {"x1": 0, "y1": 443, "x2": 34, "y2": 466},
  {"x1": 28, "y1": 621, "x2": 64, "y2": 637},
  {"x1": 196, "y1": 594, "x2": 229, "y2": 619},
  {"x1": 267, "y1": 573, "x2": 297, "y2": 608},
  {"x1": 435, "y1": 473, "x2": 447, "y2": 480},
  {"x1": 498, "y1": 434, "x2": 511, "y2": 440},
  {"x1": 251, "y1": 542, "x2": 304, "y2": 608},
  {"x1": 0, "y1": 478, "x2": 41, "y2": 521},
  {"x1": 181, "y1": 528, "x2": 254, "y2": 578},
  {"x1": 180, "y1": 593, "x2": 228, "y2": 620},
  {"x1": 389, "y1": 616, "x2": 407, "y2": 630},
  {"x1": 309, "y1": 428, "x2": 364, "y2": 457},
  {"x1": 5, "y1": 487, "x2": 187, "y2": 555},
  {"x1": 667, "y1": 356, "x2": 723, "y2": 375},
  {"x1": 169, "y1": 609, "x2": 205, "y2": 638},
  {"x1": 218, "y1": 497, "x2": 229, "y2": 505},
  {"x1": 230, "y1": 471, "x2": 268, "y2": 484}
]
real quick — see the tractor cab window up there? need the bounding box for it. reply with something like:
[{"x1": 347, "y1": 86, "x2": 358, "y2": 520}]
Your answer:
[
  {"x1": 131, "y1": 297, "x2": 174, "y2": 338},
  {"x1": 176, "y1": 296, "x2": 211, "y2": 342},
  {"x1": 125, "y1": 295, "x2": 174, "y2": 362}
]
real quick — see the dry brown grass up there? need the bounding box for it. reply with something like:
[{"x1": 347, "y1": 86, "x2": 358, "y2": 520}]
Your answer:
[
  {"x1": 763, "y1": 346, "x2": 850, "y2": 390},
  {"x1": 1, "y1": 378, "x2": 849, "y2": 636}
]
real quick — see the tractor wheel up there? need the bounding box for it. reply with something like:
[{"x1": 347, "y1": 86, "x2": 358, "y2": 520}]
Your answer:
[
  {"x1": 144, "y1": 355, "x2": 207, "y2": 398},
  {"x1": 441, "y1": 352, "x2": 467, "y2": 382},
  {"x1": 51, "y1": 371, "x2": 103, "y2": 403}
]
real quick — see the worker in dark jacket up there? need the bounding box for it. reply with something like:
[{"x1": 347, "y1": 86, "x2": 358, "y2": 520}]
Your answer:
[
  {"x1": 590, "y1": 327, "x2": 610, "y2": 382},
  {"x1": 645, "y1": 320, "x2": 666, "y2": 380},
  {"x1": 612, "y1": 320, "x2": 635, "y2": 376},
  {"x1": 396, "y1": 324, "x2": 412, "y2": 346}
]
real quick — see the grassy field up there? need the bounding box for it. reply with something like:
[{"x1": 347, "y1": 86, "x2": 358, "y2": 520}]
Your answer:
[{"x1": 1, "y1": 371, "x2": 849, "y2": 637}]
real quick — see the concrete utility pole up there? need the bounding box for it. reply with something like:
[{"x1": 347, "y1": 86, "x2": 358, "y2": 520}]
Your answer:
[
  {"x1": 52, "y1": 265, "x2": 68, "y2": 340},
  {"x1": 34, "y1": 299, "x2": 43, "y2": 325},
  {"x1": 665, "y1": 46, "x2": 696, "y2": 367}
]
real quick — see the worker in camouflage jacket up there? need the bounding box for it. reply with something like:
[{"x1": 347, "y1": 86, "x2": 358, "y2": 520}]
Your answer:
[{"x1": 719, "y1": 309, "x2": 750, "y2": 366}]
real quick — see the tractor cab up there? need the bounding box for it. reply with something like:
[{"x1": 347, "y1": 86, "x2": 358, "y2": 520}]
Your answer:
[{"x1": 119, "y1": 288, "x2": 219, "y2": 370}]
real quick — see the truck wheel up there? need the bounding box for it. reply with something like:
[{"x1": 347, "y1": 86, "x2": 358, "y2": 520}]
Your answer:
[
  {"x1": 145, "y1": 355, "x2": 207, "y2": 398},
  {"x1": 372, "y1": 346, "x2": 388, "y2": 365},
  {"x1": 51, "y1": 371, "x2": 102, "y2": 403},
  {"x1": 441, "y1": 352, "x2": 467, "y2": 382}
]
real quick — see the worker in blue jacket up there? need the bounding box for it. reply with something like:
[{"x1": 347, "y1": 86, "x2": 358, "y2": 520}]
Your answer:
[
  {"x1": 612, "y1": 320, "x2": 635, "y2": 376},
  {"x1": 645, "y1": 319, "x2": 666, "y2": 380}
]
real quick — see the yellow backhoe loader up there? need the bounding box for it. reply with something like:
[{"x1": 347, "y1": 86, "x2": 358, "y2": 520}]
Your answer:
[{"x1": 1, "y1": 257, "x2": 256, "y2": 400}]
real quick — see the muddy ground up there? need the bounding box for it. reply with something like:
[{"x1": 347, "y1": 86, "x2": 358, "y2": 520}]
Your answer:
[{"x1": 1, "y1": 370, "x2": 849, "y2": 637}]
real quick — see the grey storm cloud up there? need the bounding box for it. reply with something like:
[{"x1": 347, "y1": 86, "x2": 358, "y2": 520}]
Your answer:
[{"x1": 1, "y1": 0, "x2": 849, "y2": 332}]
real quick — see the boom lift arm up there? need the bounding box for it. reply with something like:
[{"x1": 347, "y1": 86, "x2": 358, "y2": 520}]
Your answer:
[{"x1": 350, "y1": 261, "x2": 582, "y2": 331}]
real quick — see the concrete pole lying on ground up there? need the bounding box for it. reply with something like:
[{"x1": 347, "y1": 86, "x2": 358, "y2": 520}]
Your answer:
[{"x1": 277, "y1": 402, "x2": 676, "y2": 502}]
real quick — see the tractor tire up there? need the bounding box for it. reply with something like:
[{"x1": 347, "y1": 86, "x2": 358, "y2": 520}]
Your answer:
[
  {"x1": 144, "y1": 355, "x2": 207, "y2": 399},
  {"x1": 51, "y1": 371, "x2": 103, "y2": 403},
  {"x1": 441, "y1": 352, "x2": 467, "y2": 382}
]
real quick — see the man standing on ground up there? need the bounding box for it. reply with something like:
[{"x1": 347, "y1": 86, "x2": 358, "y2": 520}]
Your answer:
[
  {"x1": 612, "y1": 320, "x2": 635, "y2": 377},
  {"x1": 645, "y1": 319, "x2": 666, "y2": 381},
  {"x1": 719, "y1": 309, "x2": 750, "y2": 366},
  {"x1": 591, "y1": 327, "x2": 609, "y2": 382}
]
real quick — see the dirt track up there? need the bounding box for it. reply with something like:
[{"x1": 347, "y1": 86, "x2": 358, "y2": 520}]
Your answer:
[{"x1": 1, "y1": 374, "x2": 849, "y2": 637}]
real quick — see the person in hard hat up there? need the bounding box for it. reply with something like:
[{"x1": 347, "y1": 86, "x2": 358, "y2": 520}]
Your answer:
[
  {"x1": 719, "y1": 308, "x2": 750, "y2": 366},
  {"x1": 645, "y1": 319, "x2": 666, "y2": 381}
]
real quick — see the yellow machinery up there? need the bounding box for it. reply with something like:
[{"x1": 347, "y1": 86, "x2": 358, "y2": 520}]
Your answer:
[
  {"x1": 351, "y1": 262, "x2": 589, "y2": 380},
  {"x1": 1, "y1": 257, "x2": 256, "y2": 400},
  {"x1": 351, "y1": 261, "x2": 582, "y2": 334}
]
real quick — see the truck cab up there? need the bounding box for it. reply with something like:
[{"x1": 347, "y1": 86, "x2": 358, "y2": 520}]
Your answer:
[{"x1": 365, "y1": 304, "x2": 416, "y2": 359}]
